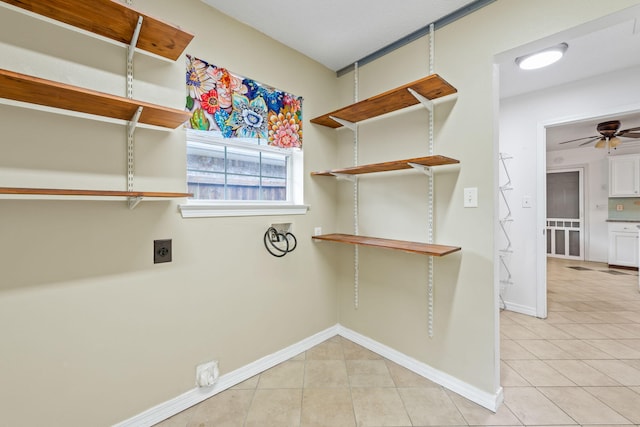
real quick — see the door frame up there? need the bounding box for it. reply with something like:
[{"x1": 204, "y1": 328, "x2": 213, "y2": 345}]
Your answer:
[{"x1": 535, "y1": 103, "x2": 640, "y2": 318}]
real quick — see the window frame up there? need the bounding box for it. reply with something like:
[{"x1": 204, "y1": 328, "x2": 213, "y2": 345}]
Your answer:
[{"x1": 179, "y1": 129, "x2": 307, "y2": 218}]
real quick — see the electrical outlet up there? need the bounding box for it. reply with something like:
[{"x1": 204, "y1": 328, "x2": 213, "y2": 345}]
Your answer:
[
  {"x1": 314, "y1": 227, "x2": 322, "y2": 236},
  {"x1": 154, "y1": 239, "x2": 172, "y2": 264},
  {"x1": 270, "y1": 223, "x2": 292, "y2": 241},
  {"x1": 196, "y1": 360, "x2": 219, "y2": 387}
]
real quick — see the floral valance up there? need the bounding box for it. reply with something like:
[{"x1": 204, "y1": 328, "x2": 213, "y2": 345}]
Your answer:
[{"x1": 185, "y1": 55, "x2": 303, "y2": 149}]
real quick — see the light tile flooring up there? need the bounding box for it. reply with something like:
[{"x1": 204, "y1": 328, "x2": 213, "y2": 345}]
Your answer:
[{"x1": 156, "y1": 258, "x2": 640, "y2": 426}]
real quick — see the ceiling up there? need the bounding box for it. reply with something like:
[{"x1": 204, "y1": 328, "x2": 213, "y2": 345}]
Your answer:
[
  {"x1": 201, "y1": 0, "x2": 480, "y2": 71},
  {"x1": 496, "y1": 5, "x2": 640, "y2": 152},
  {"x1": 202, "y1": 0, "x2": 640, "y2": 152}
]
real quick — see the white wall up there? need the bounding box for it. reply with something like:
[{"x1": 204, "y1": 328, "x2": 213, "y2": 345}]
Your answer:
[
  {"x1": 0, "y1": 1, "x2": 340, "y2": 425},
  {"x1": 2, "y1": 0, "x2": 640, "y2": 425},
  {"x1": 334, "y1": 0, "x2": 640, "y2": 401},
  {"x1": 500, "y1": 65, "x2": 640, "y2": 315}
]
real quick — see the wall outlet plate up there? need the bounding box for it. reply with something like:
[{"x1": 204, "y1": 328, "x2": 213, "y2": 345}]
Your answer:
[
  {"x1": 270, "y1": 223, "x2": 292, "y2": 234},
  {"x1": 196, "y1": 360, "x2": 219, "y2": 387},
  {"x1": 154, "y1": 239, "x2": 172, "y2": 264},
  {"x1": 463, "y1": 187, "x2": 478, "y2": 208}
]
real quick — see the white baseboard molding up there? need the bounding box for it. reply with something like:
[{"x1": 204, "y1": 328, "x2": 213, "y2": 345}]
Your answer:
[
  {"x1": 502, "y1": 300, "x2": 537, "y2": 317},
  {"x1": 115, "y1": 323, "x2": 502, "y2": 426},
  {"x1": 337, "y1": 325, "x2": 503, "y2": 412},
  {"x1": 113, "y1": 325, "x2": 338, "y2": 427}
]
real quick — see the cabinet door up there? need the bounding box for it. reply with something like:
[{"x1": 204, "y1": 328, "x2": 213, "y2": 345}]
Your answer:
[
  {"x1": 610, "y1": 157, "x2": 640, "y2": 197},
  {"x1": 609, "y1": 231, "x2": 639, "y2": 267}
]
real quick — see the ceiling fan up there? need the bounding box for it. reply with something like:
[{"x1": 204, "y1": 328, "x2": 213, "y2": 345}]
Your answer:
[{"x1": 558, "y1": 120, "x2": 640, "y2": 150}]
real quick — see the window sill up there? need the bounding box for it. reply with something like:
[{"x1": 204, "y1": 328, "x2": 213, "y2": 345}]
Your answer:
[{"x1": 179, "y1": 202, "x2": 309, "y2": 218}]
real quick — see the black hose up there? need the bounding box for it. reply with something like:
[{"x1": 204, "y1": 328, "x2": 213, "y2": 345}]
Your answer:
[{"x1": 264, "y1": 227, "x2": 291, "y2": 257}]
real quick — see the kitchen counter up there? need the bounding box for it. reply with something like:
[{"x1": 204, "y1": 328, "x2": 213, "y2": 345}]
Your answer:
[{"x1": 606, "y1": 219, "x2": 640, "y2": 223}]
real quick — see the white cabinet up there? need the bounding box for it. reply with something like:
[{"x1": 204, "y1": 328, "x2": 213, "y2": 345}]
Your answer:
[
  {"x1": 609, "y1": 155, "x2": 640, "y2": 197},
  {"x1": 608, "y1": 222, "x2": 639, "y2": 267}
]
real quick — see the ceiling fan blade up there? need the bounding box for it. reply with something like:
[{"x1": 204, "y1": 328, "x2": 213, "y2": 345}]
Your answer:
[
  {"x1": 579, "y1": 137, "x2": 601, "y2": 146},
  {"x1": 620, "y1": 132, "x2": 640, "y2": 139},
  {"x1": 558, "y1": 135, "x2": 599, "y2": 144},
  {"x1": 618, "y1": 126, "x2": 640, "y2": 134}
]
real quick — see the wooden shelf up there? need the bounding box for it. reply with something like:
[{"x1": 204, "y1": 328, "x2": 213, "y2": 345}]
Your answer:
[
  {"x1": 310, "y1": 74, "x2": 457, "y2": 128},
  {"x1": 0, "y1": 69, "x2": 191, "y2": 128},
  {"x1": 312, "y1": 233, "x2": 461, "y2": 257},
  {"x1": 1, "y1": 0, "x2": 194, "y2": 61},
  {"x1": 312, "y1": 155, "x2": 459, "y2": 176},
  {"x1": 0, "y1": 187, "x2": 192, "y2": 198}
]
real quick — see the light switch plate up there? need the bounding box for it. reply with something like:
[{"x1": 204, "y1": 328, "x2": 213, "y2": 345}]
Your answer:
[{"x1": 464, "y1": 187, "x2": 478, "y2": 208}]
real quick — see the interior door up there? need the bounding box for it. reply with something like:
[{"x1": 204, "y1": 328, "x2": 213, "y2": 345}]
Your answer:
[{"x1": 546, "y1": 168, "x2": 584, "y2": 260}]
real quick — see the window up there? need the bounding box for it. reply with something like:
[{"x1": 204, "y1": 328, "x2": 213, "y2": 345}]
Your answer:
[
  {"x1": 180, "y1": 55, "x2": 307, "y2": 218},
  {"x1": 180, "y1": 129, "x2": 306, "y2": 218}
]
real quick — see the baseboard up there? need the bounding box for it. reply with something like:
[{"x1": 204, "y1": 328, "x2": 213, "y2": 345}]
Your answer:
[
  {"x1": 608, "y1": 264, "x2": 639, "y2": 271},
  {"x1": 115, "y1": 323, "x2": 502, "y2": 426},
  {"x1": 502, "y1": 300, "x2": 537, "y2": 317},
  {"x1": 113, "y1": 325, "x2": 338, "y2": 427},
  {"x1": 337, "y1": 325, "x2": 503, "y2": 412}
]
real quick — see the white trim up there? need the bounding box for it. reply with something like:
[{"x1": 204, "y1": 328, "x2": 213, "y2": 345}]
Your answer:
[
  {"x1": 337, "y1": 325, "x2": 503, "y2": 412},
  {"x1": 115, "y1": 324, "x2": 503, "y2": 426},
  {"x1": 502, "y1": 300, "x2": 537, "y2": 317},
  {"x1": 113, "y1": 325, "x2": 338, "y2": 427},
  {"x1": 179, "y1": 202, "x2": 309, "y2": 218},
  {"x1": 536, "y1": 120, "x2": 549, "y2": 319},
  {"x1": 492, "y1": 62, "x2": 502, "y2": 397}
]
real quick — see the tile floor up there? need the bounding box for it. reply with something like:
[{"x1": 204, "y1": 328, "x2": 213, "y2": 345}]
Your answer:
[{"x1": 155, "y1": 258, "x2": 640, "y2": 426}]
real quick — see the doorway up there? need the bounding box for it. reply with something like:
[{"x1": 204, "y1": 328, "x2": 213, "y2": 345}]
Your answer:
[{"x1": 545, "y1": 168, "x2": 584, "y2": 260}]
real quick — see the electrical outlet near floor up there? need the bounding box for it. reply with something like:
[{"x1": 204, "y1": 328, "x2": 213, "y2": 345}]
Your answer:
[
  {"x1": 196, "y1": 360, "x2": 219, "y2": 387},
  {"x1": 154, "y1": 239, "x2": 172, "y2": 264}
]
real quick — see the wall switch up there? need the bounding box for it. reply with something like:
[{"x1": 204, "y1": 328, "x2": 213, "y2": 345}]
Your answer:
[
  {"x1": 154, "y1": 239, "x2": 172, "y2": 264},
  {"x1": 616, "y1": 204, "x2": 624, "y2": 211},
  {"x1": 463, "y1": 187, "x2": 478, "y2": 208},
  {"x1": 522, "y1": 196, "x2": 532, "y2": 208}
]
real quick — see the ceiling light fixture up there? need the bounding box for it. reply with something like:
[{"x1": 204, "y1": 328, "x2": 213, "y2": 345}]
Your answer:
[{"x1": 515, "y1": 43, "x2": 568, "y2": 70}]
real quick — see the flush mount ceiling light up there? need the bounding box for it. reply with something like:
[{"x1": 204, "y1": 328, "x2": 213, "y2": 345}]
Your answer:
[{"x1": 515, "y1": 43, "x2": 568, "y2": 70}]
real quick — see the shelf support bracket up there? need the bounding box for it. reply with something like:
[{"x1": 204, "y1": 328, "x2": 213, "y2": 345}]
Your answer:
[
  {"x1": 128, "y1": 196, "x2": 142, "y2": 210},
  {"x1": 329, "y1": 116, "x2": 357, "y2": 131},
  {"x1": 127, "y1": 106, "x2": 143, "y2": 140},
  {"x1": 125, "y1": 13, "x2": 144, "y2": 210},
  {"x1": 126, "y1": 107, "x2": 143, "y2": 209},
  {"x1": 330, "y1": 173, "x2": 357, "y2": 182},
  {"x1": 407, "y1": 88, "x2": 433, "y2": 113},
  {"x1": 408, "y1": 162, "x2": 433, "y2": 177},
  {"x1": 128, "y1": 15, "x2": 144, "y2": 63}
]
